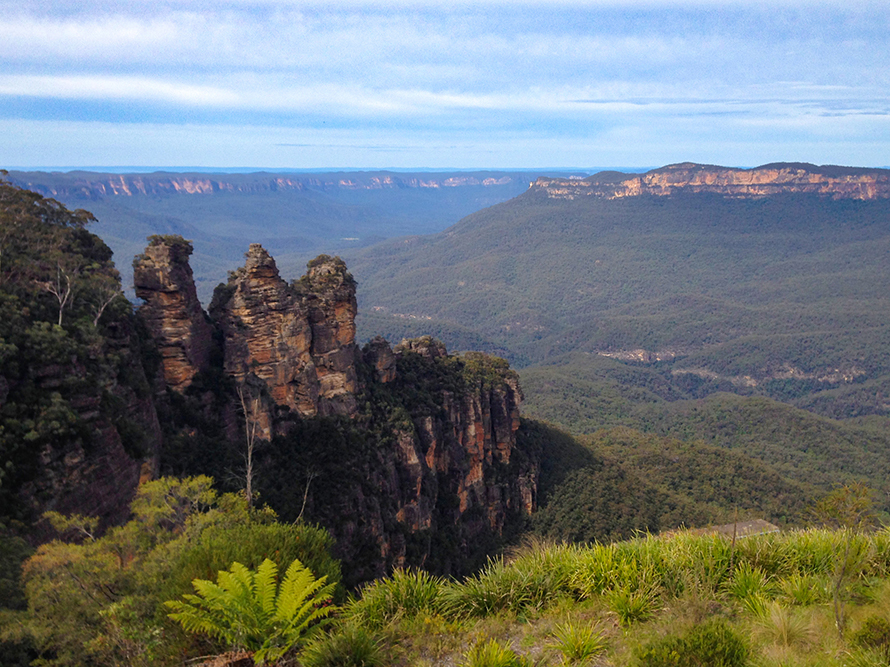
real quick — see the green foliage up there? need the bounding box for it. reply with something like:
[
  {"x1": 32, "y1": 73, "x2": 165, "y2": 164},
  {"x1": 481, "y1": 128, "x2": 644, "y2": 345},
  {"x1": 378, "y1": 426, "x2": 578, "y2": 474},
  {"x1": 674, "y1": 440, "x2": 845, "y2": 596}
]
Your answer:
[
  {"x1": 0, "y1": 180, "x2": 152, "y2": 529},
  {"x1": 19, "y1": 476, "x2": 341, "y2": 667},
  {"x1": 460, "y1": 637, "x2": 534, "y2": 667},
  {"x1": 441, "y1": 553, "x2": 568, "y2": 619},
  {"x1": 608, "y1": 582, "x2": 661, "y2": 626},
  {"x1": 300, "y1": 624, "x2": 391, "y2": 667},
  {"x1": 547, "y1": 621, "x2": 607, "y2": 663},
  {"x1": 346, "y1": 568, "x2": 445, "y2": 630},
  {"x1": 166, "y1": 557, "x2": 335, "y2": 665},
  {"x1": 777, "y1": 573, "x2": 829, "y2": 606},
  {"x1": 852, "y1": 616, "x2": 890, "y2": 654},
  {"x1": 811, "y1": 482, "x2": 876, "y2": 531},
  {"x1": 525, "y1": 418, "x2": 814, "y2": 546},
  {"x1": 635, "y1": 618, "x2": 748, "y2": 667},
  {"x1": 724, "y1": 561, "x2": 775, "y2": 605}
]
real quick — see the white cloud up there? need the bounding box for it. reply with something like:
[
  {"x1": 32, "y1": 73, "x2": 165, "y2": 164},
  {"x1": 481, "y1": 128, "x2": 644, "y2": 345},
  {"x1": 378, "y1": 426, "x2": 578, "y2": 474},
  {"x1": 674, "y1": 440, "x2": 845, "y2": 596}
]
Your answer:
[{"x1": 1, "y1": 0, "x2": 888, "y2": 167}]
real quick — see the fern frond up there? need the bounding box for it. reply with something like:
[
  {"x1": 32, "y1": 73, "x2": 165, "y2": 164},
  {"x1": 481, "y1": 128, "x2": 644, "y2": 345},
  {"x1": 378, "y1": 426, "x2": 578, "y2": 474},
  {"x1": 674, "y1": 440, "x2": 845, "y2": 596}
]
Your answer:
[{"x1": 165, "y1": 556, "x2": 338, "y2": 663}]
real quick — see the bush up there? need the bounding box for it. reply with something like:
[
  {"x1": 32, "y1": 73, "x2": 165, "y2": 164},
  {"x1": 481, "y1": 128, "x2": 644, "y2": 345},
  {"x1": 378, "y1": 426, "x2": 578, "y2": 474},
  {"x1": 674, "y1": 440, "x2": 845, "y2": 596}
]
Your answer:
[
  {"x1": 547, "y1": 621, "x2": 607, "y2": 663},
  {"x1": 853, "y1": 616, "x2": 890, "y2": 653},
  {"x1": 460, "y1": 638, "x2": 533, "y2": 667},
  {"x1": 635, "y1": 618, "x2": 748, "y2": 667},
  {"x1": 300, "y1": 624, "x2": 391, "y2": 667},
  {"x1": 346, "y1": 568, "x2": 445, "y2": 629}
]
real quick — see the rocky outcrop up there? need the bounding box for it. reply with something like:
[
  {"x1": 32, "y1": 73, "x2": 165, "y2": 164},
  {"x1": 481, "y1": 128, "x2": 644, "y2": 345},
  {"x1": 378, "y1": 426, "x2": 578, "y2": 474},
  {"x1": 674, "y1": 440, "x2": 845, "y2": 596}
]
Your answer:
[
  {"x1": 363, "y1": 336, "x2": 397, "y2": 383},
  {"x1": 293, "y1": 338, "x2": 535, "y2": 580},
  {"x1": 133, "y1": 236, "x2": 213, "y2": 392},
  {"x1": 133, "y1": 237, "x2": 537, "y2": 580},
  {"x1": 301, "y1": 256, "x2": 360, "y2": 416},
  {"x1": 534, "y1": 162, "x2": 890, "y2": 200},
  {"x1": 208, "y1": 247, "x2": 359, "y2": 422},
  {"x1": 209, "y1": 244, "x2": 318, "y2": 425}
]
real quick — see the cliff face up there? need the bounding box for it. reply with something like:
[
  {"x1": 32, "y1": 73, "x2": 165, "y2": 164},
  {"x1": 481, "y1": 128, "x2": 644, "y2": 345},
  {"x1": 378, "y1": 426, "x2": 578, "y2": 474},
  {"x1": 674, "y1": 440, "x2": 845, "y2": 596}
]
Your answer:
[
  {"x1": 133, "y1": 237, "x2": 213, "y2": 393},
  {"x1": 535, "y1": 162, "x2": 890, "y2": 200},
  {"x1": 207, "y1": 246, "x2": 359, "y2": 423},
  {"x1": 10, "y1": 172, "x2": 518, "y2": 200},
  {"x1": 134, "y1": 240, "x2": 536, "y2": 579},
  {"x1": 0, "y1": 180, "x2": 163, "y2": 535},
  {"x1": 342, "y1": 340, "x2": 533, "y2": 578}
]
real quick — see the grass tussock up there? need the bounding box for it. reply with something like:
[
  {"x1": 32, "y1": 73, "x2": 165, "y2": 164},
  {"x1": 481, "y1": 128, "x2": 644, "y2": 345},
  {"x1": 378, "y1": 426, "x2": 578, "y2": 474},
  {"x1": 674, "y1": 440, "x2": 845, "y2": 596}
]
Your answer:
[{"x1": 331, "y1": 527, "x2": 890, "y2": 666}]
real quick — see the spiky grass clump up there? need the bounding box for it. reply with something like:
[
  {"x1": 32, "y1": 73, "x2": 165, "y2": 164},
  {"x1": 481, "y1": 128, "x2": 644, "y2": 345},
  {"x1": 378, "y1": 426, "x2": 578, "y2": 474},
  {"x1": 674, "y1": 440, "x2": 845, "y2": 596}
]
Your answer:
[
  {"x1": 568, "y1": 538, "x2": 666, "y2": 602},
  {"x1": 460, "y1": 637, "x2": 534, "y2": 667},
  {"x1": 657, "y1": 532, "x2": 733, "y2": 598},
  {"x1": 725, "y1": 561, "x2": 775, "y2": 605},
  {"x1": 345, "y1": 569, "x2": 445, "y2": 630},
  {"x1": 777, "y1": 573, "x2": 829, "y2": 606},
  {"x1": 751, "y1": 601, "x2": 817, "y2": 648},
  {"x1": 547, "y1": 621, "x2": 607, "y2": 663},
  {"x1": 442, "y1": 554, "x2": 568, "y2": 619},
  {"x1": 300, "y1": 624, "x2": 391, "y2": 667},
  {"x1": 607, "y1": 582, "x2": 660, "y2": 627}
]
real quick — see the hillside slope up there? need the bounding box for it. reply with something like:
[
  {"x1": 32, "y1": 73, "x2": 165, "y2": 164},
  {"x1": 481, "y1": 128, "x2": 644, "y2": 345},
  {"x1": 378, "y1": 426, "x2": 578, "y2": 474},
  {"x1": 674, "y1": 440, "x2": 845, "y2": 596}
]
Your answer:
[{"x1": 347, "y1": 164, "x2": 890, "y2": 422}]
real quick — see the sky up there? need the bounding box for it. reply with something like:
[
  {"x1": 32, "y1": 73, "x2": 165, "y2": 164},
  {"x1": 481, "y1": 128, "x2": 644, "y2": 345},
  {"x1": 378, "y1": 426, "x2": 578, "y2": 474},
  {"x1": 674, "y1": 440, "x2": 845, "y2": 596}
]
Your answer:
[{"x1": 1, "y1": 0, "x2": 888, "y2": 170}]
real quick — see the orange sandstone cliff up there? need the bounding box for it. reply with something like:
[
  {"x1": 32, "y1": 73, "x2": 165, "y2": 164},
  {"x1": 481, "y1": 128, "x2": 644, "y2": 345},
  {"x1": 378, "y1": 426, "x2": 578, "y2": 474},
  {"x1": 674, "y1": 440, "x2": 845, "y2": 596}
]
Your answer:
[{"x1": 534, "y1": 162, "x2": 890, "y2": 200}]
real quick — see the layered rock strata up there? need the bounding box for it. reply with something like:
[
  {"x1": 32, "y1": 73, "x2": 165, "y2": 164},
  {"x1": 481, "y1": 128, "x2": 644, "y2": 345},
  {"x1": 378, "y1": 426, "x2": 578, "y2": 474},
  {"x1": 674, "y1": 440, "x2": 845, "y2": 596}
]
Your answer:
[
  {"x1": 535, "y1": 162, "x2": 890, "y2": 200},
  {"x1": 295, "y1": 338, "x2": 535, "y2": 580},
  {"x1": 10, "y1": 172, "x2": 517, "y2": 200},
  {"x1": 133, "y1": 237, "x2": 213, "y2": 392},
  {"x1": 209, "y1": 246, "x2": 359, "y2": 421}
]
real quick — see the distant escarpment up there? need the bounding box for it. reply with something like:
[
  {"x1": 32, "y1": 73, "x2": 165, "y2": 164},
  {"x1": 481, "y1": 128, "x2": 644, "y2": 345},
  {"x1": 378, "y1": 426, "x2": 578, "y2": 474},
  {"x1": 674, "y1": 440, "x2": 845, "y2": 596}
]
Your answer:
[
  {"x1": 9, "y1": 171, "x2": 517, "y2": 200},
  {"x1": 134, "y1": 236, "x2": 536, "y2": 583},
  {"x1": 534, "y1": 162, "x2": 890, "y2": 200}
]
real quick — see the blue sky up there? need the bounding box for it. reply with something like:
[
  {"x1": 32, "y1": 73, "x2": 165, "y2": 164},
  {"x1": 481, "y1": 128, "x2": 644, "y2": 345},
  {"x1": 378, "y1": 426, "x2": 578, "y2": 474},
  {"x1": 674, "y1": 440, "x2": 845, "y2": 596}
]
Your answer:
[{"x1": 1, "y1": 0, "x2": 888, "y2": 170}]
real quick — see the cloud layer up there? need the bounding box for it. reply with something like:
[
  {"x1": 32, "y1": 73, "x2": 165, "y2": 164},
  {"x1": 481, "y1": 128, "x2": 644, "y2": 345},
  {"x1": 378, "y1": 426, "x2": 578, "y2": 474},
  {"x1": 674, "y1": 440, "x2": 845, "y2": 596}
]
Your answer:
[{"x1": 2, "y1": 1, "x2": 888, "y2": 168}]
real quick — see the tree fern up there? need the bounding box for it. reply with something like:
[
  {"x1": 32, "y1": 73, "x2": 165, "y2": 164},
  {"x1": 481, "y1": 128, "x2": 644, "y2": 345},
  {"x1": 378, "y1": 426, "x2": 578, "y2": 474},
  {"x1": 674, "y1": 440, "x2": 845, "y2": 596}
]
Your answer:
[{"x1": 166, "y1": 557, "x2": 336, "y2": 664}]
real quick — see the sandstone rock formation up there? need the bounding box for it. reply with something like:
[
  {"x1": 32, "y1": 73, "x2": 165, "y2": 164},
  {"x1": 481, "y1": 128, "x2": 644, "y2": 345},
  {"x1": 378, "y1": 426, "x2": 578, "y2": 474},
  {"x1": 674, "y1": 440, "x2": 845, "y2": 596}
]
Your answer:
[
  {"x1": 133, "y1": 236, "x2": 213, "y2": 392},
  {"x1": 209, "y1": 247, "x2": 359, "y2": 422},
  {"x1": 285, "y1": 337, "x2": 535, "y2": 581},
  {"x1": 134, "y1": 238, "x2": 537, "y2": 580},
  {"x1": 210, "y1": 244, "x2": 318, "y2": 425},
  {"x1": 535, "y1": 162, "x2": 890, "y2": 200},
  {"x1": 10, "y1": 171, "x2": 518, "y2": 200}
]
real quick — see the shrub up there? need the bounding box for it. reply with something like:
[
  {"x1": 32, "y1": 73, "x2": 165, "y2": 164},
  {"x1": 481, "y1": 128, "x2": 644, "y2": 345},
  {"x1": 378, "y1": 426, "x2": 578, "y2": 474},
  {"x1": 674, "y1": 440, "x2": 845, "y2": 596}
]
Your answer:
[
  {"x1": 852, "y1": 616, "x2": 890, "y2": 653},
  {"x1": 635, "y1": 618, "x2": 748, "y2": 667},
  {"x1": 346, "y1": 568, "x2": 444, "y2": 629},
  {"x1": 300, "y1": 624, "x2": 391, "y2": 667},
  {"x1": 460, "y1": 638, "x2": 534, "y2": 667},
  {"x1": 165, "y1": 558, "x2": 335, "y2": 665},
  {"x1": 547, "y1": 621, "x2": 607, "y2": 663}
]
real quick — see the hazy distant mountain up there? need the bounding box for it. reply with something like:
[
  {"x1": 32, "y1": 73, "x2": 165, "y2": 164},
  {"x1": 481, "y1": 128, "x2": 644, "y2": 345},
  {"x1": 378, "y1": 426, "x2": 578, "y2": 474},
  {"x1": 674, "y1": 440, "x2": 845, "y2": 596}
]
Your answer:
[
  {"x1": 7, "y1": 169, "x2": 580, "y2": 300},
  {"x1": 344, "y1": 162, "x2": 890, "y2": 423}
]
